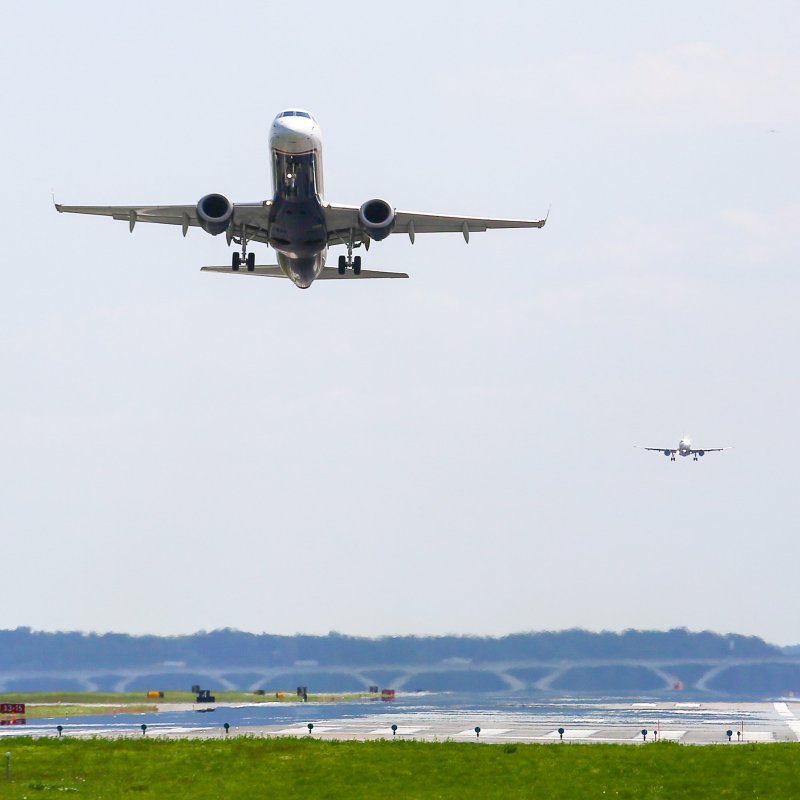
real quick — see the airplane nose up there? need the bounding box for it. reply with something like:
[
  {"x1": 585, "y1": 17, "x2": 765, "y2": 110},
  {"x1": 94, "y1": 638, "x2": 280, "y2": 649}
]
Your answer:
[{"x1": 272, "y1": 119, "x2": 317, "y2": 153}]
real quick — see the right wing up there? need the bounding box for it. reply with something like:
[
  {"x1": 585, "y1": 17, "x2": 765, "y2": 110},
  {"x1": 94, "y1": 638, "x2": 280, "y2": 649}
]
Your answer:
[
  {"x1": 55, "y1": 201, "x2": 272, "y2": 242},
  {"x1": 637, "y1": 447, "x2": 675, "y2": 453}
]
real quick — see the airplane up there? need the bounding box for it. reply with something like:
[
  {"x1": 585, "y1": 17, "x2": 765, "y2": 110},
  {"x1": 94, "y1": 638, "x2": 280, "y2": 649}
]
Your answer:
[
  {"x1": 637, "y1": 438, "x2": 733, "y2": 461},
  {"x1": 55, "y1": 109, "x2": 547, "y2": 289}
]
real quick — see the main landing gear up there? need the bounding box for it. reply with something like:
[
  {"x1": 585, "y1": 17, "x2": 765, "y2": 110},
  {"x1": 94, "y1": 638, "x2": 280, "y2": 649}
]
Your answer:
[
  {"x1": 232, "y1": 251, "x2": 256, "y2": 271},
  {"x1": 338, "y1": 254, "x2": 361, "y2": 275},
  {"x1": 231, "y1": 225, "x2": 256, "y2": 272},
  {"x1": 337, "y1": 233, "x2": 362, "y2": 275}
]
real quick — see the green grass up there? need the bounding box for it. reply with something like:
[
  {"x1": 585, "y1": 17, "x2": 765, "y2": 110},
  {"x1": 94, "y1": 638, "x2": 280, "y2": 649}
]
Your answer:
[
  {"x1": 0, "y1": 691, "x2": 370, "y2": 717},
  {"x1": 1, "y1": 738, "x2": 798, "y2": 799},
  {"x1": 19, "y1": 704, "x2": 157, "y2": 719}
]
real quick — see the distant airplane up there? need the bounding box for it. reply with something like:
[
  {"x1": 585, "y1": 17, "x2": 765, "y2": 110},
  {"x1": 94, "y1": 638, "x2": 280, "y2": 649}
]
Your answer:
[
  {"x1": 637, "y1": 438, "x2": 732, "y2": 462},
  {"x1": 56, "y1": 109, "x2": 547, "y2": 289}
]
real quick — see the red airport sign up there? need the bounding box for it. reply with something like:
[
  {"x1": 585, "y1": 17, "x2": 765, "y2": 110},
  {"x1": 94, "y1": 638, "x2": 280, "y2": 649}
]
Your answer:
[
  {"x1": 0, "y1": 718, "x2": 26, "y2": 726},
  {"x1": 0, "y1": 703, "x2": 25, "y2": 714}
]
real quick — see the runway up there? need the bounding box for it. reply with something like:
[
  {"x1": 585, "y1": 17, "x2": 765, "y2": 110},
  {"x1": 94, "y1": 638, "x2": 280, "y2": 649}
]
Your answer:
[{"x1": 3, "y1": 699, "x2": 800, "y2": 744}]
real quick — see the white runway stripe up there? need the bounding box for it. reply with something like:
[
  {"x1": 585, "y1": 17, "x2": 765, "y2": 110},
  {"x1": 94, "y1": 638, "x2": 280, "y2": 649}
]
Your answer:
[
  {"x1": 543, "y1": 728, "x2": 597, "y2": 740},
  {"x1": 773, "y1": 702, "x2": 800, "y2": 740},
  {"x1": 370, "y1": 726, "x2": 428, "y2": 736}
]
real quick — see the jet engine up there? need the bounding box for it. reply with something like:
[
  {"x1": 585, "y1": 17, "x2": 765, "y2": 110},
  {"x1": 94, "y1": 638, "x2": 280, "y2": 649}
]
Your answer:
[
  {"x1": 663, "y1": 450, "x2": 671, "y2": 456},
  {"x1": 359, "y1": 199, "x2": 395, "y2": 241},
  {"x1": 197, "y1": 193, "x2": 234, "y2": 236},
  {"x1": 698, "y1": 450, "x2": 705, "y2": 457}
]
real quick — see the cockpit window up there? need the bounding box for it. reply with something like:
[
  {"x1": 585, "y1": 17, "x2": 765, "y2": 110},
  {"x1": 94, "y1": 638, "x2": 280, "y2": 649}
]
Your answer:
[{"x1": 278, "y1": 110, "x2": 314, "y2": 120}]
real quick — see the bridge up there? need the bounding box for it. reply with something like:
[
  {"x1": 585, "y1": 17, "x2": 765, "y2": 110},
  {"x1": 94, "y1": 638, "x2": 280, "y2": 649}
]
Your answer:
[{"x1": 2, "y1": 656, "x2": 800, "y2": 697}]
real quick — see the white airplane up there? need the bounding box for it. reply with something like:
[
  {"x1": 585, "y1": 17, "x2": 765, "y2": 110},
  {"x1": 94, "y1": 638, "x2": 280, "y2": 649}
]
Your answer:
[
  {"x1": 56, "y1": 109, "x2": 547, "y2": 289},
  {"x1": 637, "y1": 438, "x2": 733, "y2": 461}
]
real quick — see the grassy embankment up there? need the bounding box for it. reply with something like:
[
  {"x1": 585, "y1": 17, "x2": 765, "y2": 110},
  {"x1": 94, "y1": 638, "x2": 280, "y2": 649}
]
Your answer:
[
  {"x1": 2, "y1": 737, "x2": 798, "y2": 799},
  {"x1": 0, "y1": 691, "x2": 370, "y2": 718}
]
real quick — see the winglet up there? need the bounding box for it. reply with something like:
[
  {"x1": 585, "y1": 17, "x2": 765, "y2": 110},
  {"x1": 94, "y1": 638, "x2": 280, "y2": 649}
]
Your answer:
[
  {"x1": 539, "y1": 206, "x2": 550, "y2": 228},
  {"x1": 53, "y1": 190, "x2": 62, "y2": 213}
]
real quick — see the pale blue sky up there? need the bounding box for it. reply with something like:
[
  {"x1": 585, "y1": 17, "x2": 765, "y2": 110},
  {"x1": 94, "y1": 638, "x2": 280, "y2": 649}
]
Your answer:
[{"x1": 1, "y1": 1, "x2": 798, "y2": 643}]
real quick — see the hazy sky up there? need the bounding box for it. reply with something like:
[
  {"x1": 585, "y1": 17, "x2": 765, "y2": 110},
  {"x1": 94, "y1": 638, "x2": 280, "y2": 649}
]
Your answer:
[{"x1": 1, "y1": 1, "x2": 798, "y2": 644}]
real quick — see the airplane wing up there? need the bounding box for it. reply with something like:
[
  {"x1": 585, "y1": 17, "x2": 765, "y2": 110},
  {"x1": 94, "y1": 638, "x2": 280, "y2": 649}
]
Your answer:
[
  {"x1": 637, "y1": 447, "x2": 676, "y2": 453},
  {"x1": 201, "y1": 265, "x2": 408, "y2": 279},
  {"x1": 323, "y1": 204, "x2": 547, "y2": 245},
  {"x1": 689, "y1": 447, "x2": 733, "y2": 453},
  {"x1": 57, "y1": 199, "x2": 545, "y2": 248},
  {"x1": 55, "y1": 201, "x2": 272, "y2": 243}
]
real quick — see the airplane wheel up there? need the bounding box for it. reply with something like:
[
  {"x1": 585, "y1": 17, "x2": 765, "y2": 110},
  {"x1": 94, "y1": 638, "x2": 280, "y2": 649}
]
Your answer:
[
  {"x1": 353, "y1": 256, "x2": 362, "y2": 275},
  {"x1": 247, "y1": 252, "x2": 255, "y2": 271},
  {"x1": 338, "y1": 255, "x2": 346, "y2": 275},
  {"x1": 232, "y1": 252, "x2": 241, "y2": 271}
]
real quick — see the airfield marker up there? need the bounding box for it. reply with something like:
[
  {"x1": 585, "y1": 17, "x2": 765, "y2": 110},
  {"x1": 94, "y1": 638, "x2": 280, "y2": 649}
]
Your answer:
[
  {"x1": 558, "y1": 727, "x2": 565, "y2": 741},
  {"x1": 475, "y1": 727, "x2": 481, "y2": 739}
]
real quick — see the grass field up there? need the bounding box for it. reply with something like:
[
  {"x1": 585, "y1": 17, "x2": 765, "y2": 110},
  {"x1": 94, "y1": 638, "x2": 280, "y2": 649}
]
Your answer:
[
  {"x1": 0, "y1": 691, "x2": 369, "y2": 718},
  {"x1": 1, "y1": 737, "x2": 798, "y2": 799}
]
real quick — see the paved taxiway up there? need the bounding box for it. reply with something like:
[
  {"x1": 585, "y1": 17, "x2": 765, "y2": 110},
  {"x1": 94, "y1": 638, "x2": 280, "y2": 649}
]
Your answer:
[{"x1": 3, "y1": 701, "x2": 800, "y2": 744}]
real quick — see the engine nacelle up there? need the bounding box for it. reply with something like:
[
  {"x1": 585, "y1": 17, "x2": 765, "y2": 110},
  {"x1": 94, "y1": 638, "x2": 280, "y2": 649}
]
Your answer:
[
  {"x1": 197, "y1": 193, "x2": 234, "y2": 236},
  {"x1": 698, "y1": 450, "x2": 705, "y2": 457},
  {"x1": 359, "y1": 198, "x2": 395, "y2": 241},
  {"x1": 663, "y1": 450, "x2": 671, "y2": 456}
]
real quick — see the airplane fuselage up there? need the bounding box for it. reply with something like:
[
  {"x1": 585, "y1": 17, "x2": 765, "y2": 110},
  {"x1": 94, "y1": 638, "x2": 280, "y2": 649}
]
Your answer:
[{"x1": 268, "y1": 110, "x2": 327, "y2": 288}]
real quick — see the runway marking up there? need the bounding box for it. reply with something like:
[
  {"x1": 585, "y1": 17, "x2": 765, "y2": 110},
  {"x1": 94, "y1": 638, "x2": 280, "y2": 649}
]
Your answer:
[
  {"x1": 629, "y1": 730, "x2": 686, "y2": 742},
  {"x1": 369, "y1": 726, "x2": 428, "y2": 736},
  {"x1": 276, "y1": 726, "x2": 341, "y2": 735},
  {"x1": 773, "y1": 702, "x2": 800, "y2": 740},
  {"x1": 543, "y1": 729, "x2": 597, "y2": 740},
  {"x1": 455, "y1": 728, "x2": 511, "y2": 737},
  {"x1": 739, "y1": 731, "x2": 774, "y2": 742}
]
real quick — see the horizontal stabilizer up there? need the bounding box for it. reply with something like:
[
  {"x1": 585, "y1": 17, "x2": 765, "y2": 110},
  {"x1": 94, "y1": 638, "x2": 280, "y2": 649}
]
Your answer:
[
  {"x1": 316, "y1": 267, "x2": 408, "y2": 279},
  {"x1": 201, "y1": 265, "x2": 287, "y2": 278},
  {"x1": 201, "y1": 266, "x2": 409, "y2": 280}
]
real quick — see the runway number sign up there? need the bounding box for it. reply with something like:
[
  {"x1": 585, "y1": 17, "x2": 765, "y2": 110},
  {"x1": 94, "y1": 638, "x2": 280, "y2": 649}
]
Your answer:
[{"x1": 0, "y1": 703, "x2": 25, "y2": 714}]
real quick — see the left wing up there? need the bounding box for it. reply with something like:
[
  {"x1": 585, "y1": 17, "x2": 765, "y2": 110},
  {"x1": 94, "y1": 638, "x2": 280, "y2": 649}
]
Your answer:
[
  {"x1": 55, "y1": 201, "x2": 272, "y2": 243},
  {"x1": 690, "y1": 447, "x2": 733, "y2": 454},
  {"x1": 323, "y1": 203, "x2": 547, "y2": 245}
]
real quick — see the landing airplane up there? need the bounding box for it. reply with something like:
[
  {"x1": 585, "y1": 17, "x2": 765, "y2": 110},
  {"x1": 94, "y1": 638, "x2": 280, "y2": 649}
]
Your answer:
[
  {"x1": 637, "y1": 438, "x2": 732, "y2": 462},
  {"x1": 56, "y1": 109, "x2": 547, "y2": 289}
]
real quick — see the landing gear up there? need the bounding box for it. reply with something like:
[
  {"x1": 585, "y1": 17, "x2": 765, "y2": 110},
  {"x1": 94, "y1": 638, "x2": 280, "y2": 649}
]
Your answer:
[
  {"x1": 231, "y1": 224, "x2": 257, "y2": 272},
  {"x1": 336, "y1": 230, "x2": 365, "y2": 276}
]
